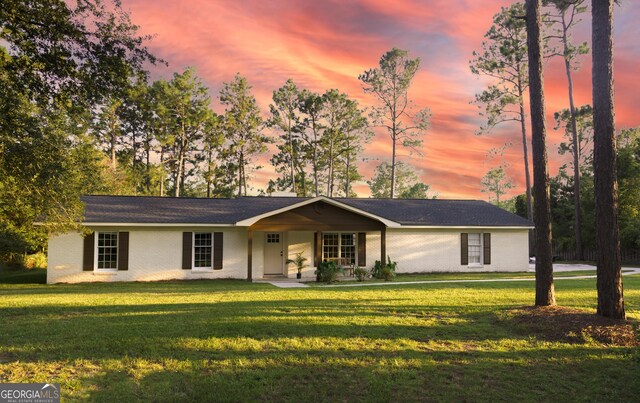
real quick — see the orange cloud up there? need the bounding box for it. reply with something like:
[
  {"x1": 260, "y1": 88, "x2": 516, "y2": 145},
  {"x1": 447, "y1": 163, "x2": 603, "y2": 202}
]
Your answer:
[{"x1": 122, "y1": 0, "x2": 640, "y2": 200}]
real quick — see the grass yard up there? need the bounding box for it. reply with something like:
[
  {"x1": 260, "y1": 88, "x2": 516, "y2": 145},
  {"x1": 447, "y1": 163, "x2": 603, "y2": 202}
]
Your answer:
[{"x1": 0, "y1": 273, "x2": 638, "y2": 402}]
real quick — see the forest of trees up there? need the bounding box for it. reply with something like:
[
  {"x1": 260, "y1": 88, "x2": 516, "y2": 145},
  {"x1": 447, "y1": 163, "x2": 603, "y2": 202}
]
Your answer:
[
  {"x1": 475, "y1": 1, "x2": 639, "y2": 261},
  {"x1": 0, "y1": 1, "x2": 435, "y2": 262}
]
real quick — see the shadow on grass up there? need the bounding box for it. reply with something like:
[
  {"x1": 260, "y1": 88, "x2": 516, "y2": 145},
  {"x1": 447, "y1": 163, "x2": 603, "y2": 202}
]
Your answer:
[
  {"x1": 0, "y1": 298, "x2": 524, "y2": 362},
  {"x1": 76, "y1": 345, "x2": 640, "y2": 402},
  {"x1": 0, "y1": 268, "x2": 46, "y2": 284}
]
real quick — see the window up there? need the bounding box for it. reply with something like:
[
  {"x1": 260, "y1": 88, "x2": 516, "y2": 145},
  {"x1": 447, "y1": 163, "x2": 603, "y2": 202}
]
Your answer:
[
  {"x1": 468, "y1": 233, "x2": 482, "y2": 265},
  {"x1": 97, "y1": 232, "x2": 118, "y2": 269},
  {"x1": 323, "y1": 232, "x2": 356, "y2": 265},
  {"x1": 194, "y1": 232, "x2": 212, "y2": 269},
  {"x1": 267, "y1": 233, "x2": 280, "y2": 243}
]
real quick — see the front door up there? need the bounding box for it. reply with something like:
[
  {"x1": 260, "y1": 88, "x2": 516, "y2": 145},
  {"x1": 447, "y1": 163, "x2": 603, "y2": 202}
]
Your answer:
[{"x1": 264, "y1": 232, "x2": 284, "y2": 275}]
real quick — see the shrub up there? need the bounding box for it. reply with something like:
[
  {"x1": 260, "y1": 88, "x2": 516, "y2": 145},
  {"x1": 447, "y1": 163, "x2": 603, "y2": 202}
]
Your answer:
[
  {"x1": 315, "y1": 260, "x2": 344, "y2": 283},
  {"x1": 371, "y1": 260, "x2": 384, "y2": 279},
  {"x1": 23, "y1": 252, "x2": 47, "y2": 269},
  {"x1": 372, "y1": 256, "x2": 397, "y2": 281},
  {"x1": 353, "y1": 267, "x2": 369, "y2": 282}
]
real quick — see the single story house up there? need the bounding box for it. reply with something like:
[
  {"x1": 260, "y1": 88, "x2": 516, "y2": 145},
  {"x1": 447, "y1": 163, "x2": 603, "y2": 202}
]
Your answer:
[{"x1": 47, "y1": 195, "x2": 533, "y2": 284}]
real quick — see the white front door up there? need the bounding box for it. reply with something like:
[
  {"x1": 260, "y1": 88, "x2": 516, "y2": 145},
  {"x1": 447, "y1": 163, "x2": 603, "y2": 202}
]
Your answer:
[{"x1": 264, "y1": 232, "x2": 284, "y2": 275}]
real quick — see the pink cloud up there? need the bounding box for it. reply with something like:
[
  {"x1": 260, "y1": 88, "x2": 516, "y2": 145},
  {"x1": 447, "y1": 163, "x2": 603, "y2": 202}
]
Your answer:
[{"x1": 122, "y1": 0, "x2": 640, "y2": 199}]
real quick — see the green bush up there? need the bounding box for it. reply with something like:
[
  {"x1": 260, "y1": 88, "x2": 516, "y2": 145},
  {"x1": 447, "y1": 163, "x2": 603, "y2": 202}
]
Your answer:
[
  {"x1": 372, "y1": 256, "x2": 397, "y2": 281},
  {"x1": 23, "y1": 252, "x2": 47, "y2": 269},
  {"x1": 353, "y1": 267, "x2": 369, "y2": 282},
  {"x1": 315, "y1": 260, "x2": 344, "y2": 283},
  {"x1": 0, "y1": 252, "x2": 47, "y2": 271}
]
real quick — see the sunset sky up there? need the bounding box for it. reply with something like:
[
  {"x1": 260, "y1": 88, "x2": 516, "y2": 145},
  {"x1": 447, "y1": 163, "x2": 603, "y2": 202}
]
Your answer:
[{"x1": 123, "y1": 0, "x2": 640, "y2": 200}]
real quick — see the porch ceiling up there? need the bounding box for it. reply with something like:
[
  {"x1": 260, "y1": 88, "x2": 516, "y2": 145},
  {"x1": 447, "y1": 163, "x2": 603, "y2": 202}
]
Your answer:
[{"x1": 249, "y1": 200, "x2": 386, "y2": 231}]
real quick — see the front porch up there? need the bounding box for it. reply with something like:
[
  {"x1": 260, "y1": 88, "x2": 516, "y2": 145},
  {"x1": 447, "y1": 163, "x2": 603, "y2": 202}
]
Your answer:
[{"x1": 244, "y1": 200, "x2": 389, "y2": 280}]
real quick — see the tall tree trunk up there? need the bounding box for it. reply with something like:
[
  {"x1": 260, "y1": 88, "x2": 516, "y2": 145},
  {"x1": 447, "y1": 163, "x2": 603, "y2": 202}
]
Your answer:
[
  {"x1": 390, "y1": 124, "x2": 397, "y2": 199},
  {"x1": 206, "y1": 147, "x2": 213, "y2": 198},
  {"x1": 288, "y1": 123, "x2": 296, "y2": 194},
  {"x1": 561, "y1": 10, "x2": 583, "y2": 261},
  {"x1": 180, "y1": 157, "x2": 186, "y2": 197},
  {"x1": 345, "y1": 137, "x2": 352, "y2": 197},
  {"x1": 592, "y1": 0, "x2": 624, "y2": 319},
  {"x1": 518, "y1": 81, "x2": 534, "y2": 255},
  {"x1": 527, "y1": 0, "x2": 555, "y2": 306},
  {"x1": 110, "y1": 130, "x2": 117, "y2": 170},
  {"x1": 159, "y1": 149, "x2": 165, "y2": 197},
  {"x1": 312, "y1": 125, "x2": 319, "y2": 196},
  {"x1": 144, "y1": 135, "x2": 151, "y2": 193},
  {"x1": 327, "y1": 138, "x2": 334, "y2": 197},
  {"x1": 237, "y1": 149, "x2": 244, "y2": 197}
]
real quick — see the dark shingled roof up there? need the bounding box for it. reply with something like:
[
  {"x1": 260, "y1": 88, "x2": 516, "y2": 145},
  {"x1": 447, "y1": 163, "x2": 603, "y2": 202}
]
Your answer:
[{"x1": 81, "y1": 195, "x2": 533, "y2": 227}]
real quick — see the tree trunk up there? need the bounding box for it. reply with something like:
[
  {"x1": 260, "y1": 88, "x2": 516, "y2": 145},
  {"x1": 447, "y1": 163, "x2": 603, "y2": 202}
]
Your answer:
[
  {"x1": 238, "y1": 149, "x2": 244, "y2": 197},
  {"x1": 527, "y1": 0, "x2": 555, "y2": 306},
  {"x1": 327, "y1": 138, "x2": 334, "y2": 197},
  {"x1": 345, "y1": 137, "x2": 352, "y2": 197},
  {"x1": 206, "y1": 147, "x2": 213, "y2": 198},
  {"x1": 312, "y1": 124, "x2": 319, "y2": 196},
  {"x1": 561, "y1": 10, "x2": 583, "y2": 261},
  {"x1": 288, "y1": 123, "x2": 296, "y2": 194},
  {"x1": 159, "y1": 149, "x2": 165, "y2": 197},
  {"x1": 110, "y1": 130, "x2": 117, "y2": 170},
  {"x1": 592, "y1": 0, "x2": 624, "y2": 319},
  {"x1": 518, "y1": 83, "x2": 534, "y2": 256},
  {"x1": 145, "y1": 135, "x2": 151, "y2": 193},
  {"x1": 390, "y1": 124, "x2": 397, "y2": 199}
]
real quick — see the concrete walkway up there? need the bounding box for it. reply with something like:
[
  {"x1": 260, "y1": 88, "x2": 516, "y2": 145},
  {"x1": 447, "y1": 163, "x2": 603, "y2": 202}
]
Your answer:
[
  {"x1": 264, "y1": 264, "x2": 640, "y2": 289},
  {"x1": 264, "y1": 281, "x2": 309, "y2": 288}
]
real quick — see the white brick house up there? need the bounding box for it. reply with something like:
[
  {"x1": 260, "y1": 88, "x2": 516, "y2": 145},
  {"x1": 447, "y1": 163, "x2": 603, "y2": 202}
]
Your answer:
[{"x1": 47, "y1": 195, "x2": 532, "y2": 284}]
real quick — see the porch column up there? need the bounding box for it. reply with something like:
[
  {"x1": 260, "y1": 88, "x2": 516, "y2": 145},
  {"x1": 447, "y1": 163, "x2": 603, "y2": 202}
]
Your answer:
[
  {"x1": 381, "y1": 226, "x2": 386, "y2": 263},
  {"x1": 247, "y1": 229, "x2": 253, "y2": 281}
]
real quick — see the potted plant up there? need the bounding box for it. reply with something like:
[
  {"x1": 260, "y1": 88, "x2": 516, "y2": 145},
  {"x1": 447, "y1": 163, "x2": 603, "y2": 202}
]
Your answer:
[{"x1": 286, "y1": 251, "x2": 308, "y2": 279}]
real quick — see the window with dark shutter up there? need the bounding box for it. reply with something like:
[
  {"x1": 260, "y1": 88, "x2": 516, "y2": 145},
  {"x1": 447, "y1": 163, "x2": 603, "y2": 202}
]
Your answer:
[
  {"x1": 83, "y1": 232, "x2": 95, "y2": 271},
  {"x1": 213, "y1": 232, "x2": 223, "y2": 270},
  {"x1": 461, "y1": 233, "x2": 469, "y2": 266},
  {"x1": 117, "y1": 232, "x2": 129, "y2": 271},
  {"x1": 314, "y1": 232, "x2": 322, "y2": 267},
  {"x1": 483, "y1": 233, "x2": 491, "y2": 265},
  {"x1": 358, "y1": 232, "x2": 366, "y2": 267},
  {"x1": 182, "y1": 232, "x2": 192, "y2": 270}
]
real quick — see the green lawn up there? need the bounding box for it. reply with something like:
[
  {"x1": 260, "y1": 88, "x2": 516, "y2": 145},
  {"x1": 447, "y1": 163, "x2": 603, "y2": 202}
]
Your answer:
[
  {"x1": 339, "y1": 270, "x2": 618, "y2": 284},
  {"x1": 0, "y1": 273, "x2": 638, "y2": 402}
]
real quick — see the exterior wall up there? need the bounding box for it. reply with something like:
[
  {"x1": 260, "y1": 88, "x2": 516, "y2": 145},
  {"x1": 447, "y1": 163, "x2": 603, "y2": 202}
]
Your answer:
[
  {"x1": 251, "y1": 231, "x2": 265, "y2": 279},
  {"x1": 365, "y1": 232, "x2": 382, "y2": 268},
  {"x1": 47, "y1": 227, "x2": 248, "y2": 284},
  {"x1": 48, "y1": 225, "x2": 530, "y2": 283},
  {"x1": 386, "y1": 228, "x2": 529, "y2": 272}
]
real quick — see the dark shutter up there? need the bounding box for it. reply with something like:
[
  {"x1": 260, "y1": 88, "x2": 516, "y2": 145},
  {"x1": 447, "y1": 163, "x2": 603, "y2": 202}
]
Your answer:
[
  {"x1": 314, "y1": 232, "x2": 322, "y2": 267},
  {"x1": 358, "y1": 232, "x2": 366, "y2": 267},
  {"x1": 483, "y1": 233, "x2": 491, "y2": 265},
  {"x1": 213, "y1": 232, "x2": 223, "y2": 270},
  {"x1": 117, "y1": 232, "x2": 129, "y2": 271},
  {"x1": 82, "y1": 232, "x2": 95, "y2": 271},
  {"x1": 461, "y1": 233, "x2": 468, "y2": 266},
  {"x1": 182, "y1": 232, "x2": 192, "y2": 270}
]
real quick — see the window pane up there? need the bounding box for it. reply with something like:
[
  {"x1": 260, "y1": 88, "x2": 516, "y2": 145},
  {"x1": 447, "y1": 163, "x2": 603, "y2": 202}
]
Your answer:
[
  {"x1": 468, "y1": 233, "x2": 481, "y2": 264},
  {"x1": 194, "y1": 233, "x2": 213, "y2": 268},
  {"x1": 97, "y1": 232, "x2": 118, "y2": 269},
  {"x1": 323, "y1": 233, "x2": 339, "y2": 261},
  {"x1": 341, "y1": 233, "x2": 356, "y2": 265}
]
